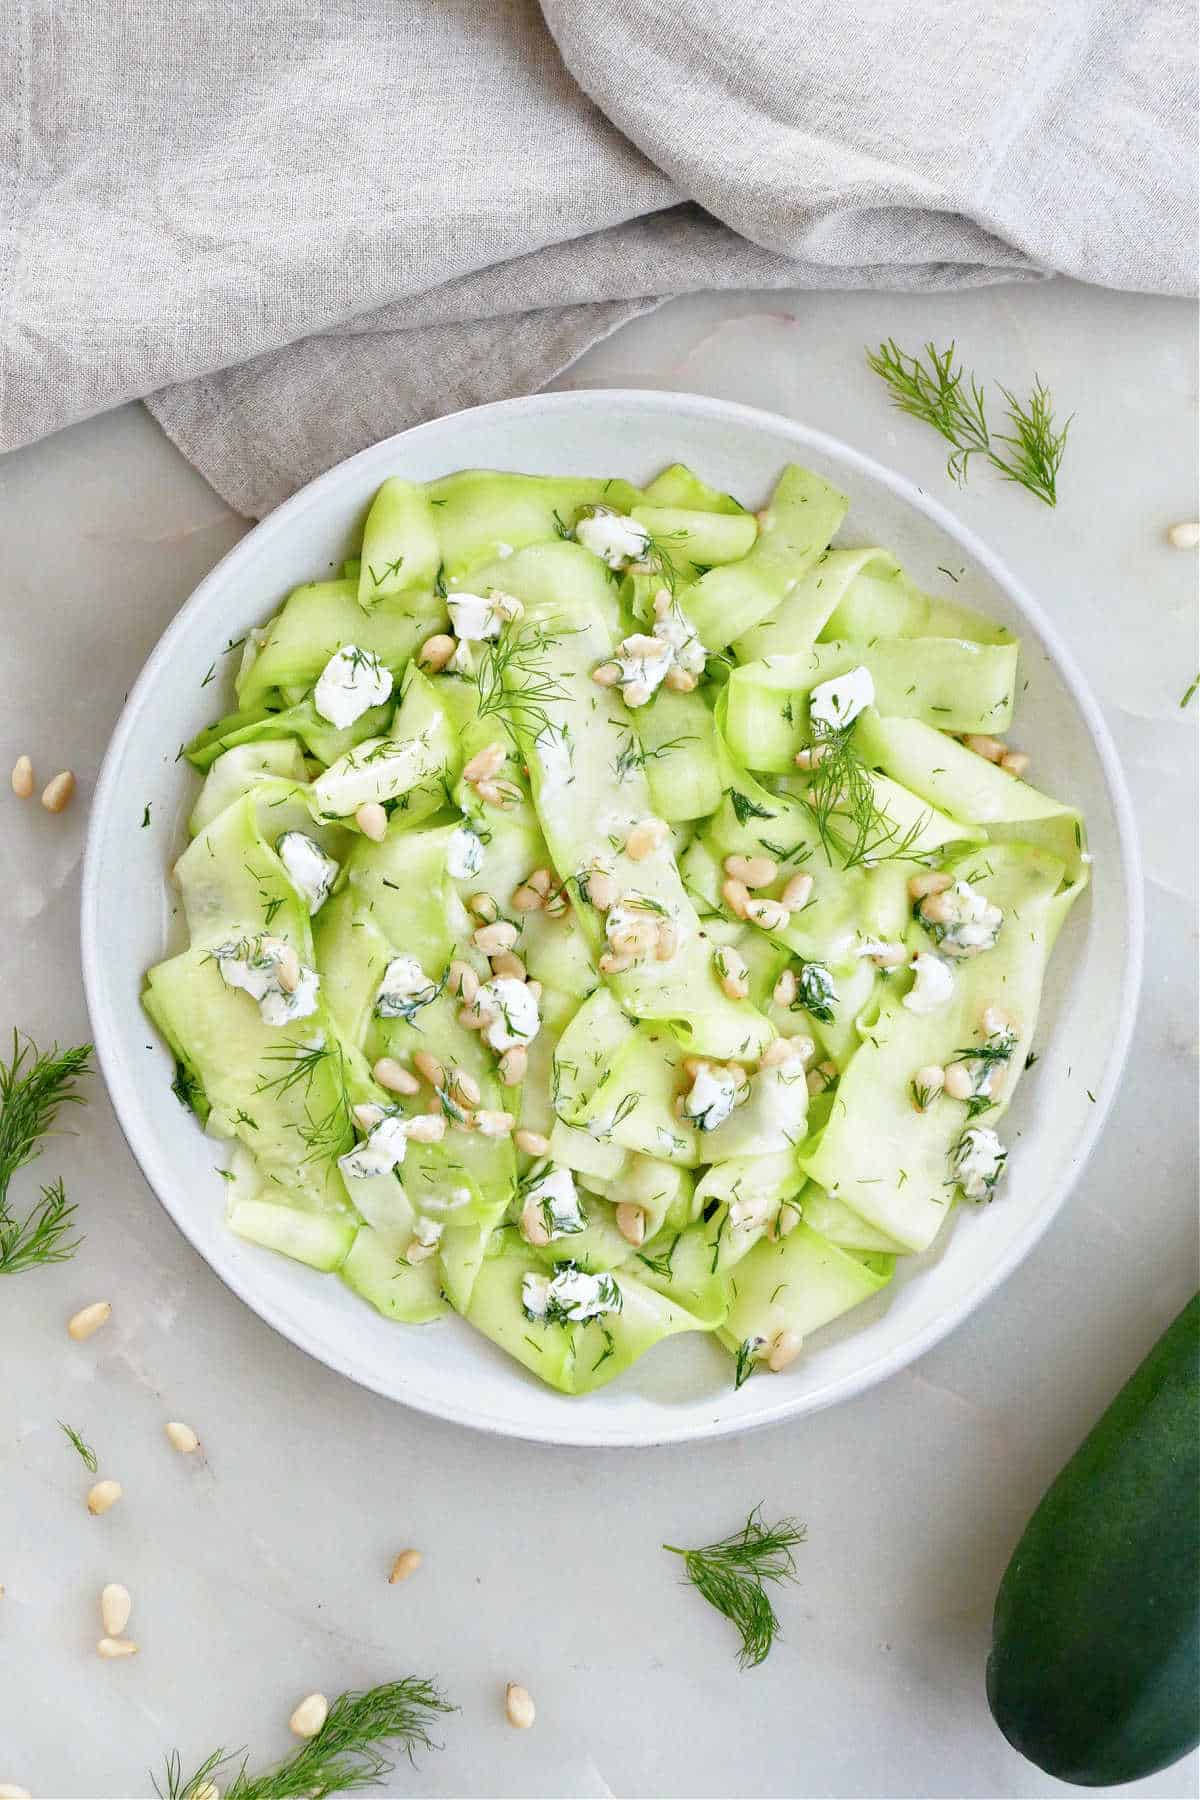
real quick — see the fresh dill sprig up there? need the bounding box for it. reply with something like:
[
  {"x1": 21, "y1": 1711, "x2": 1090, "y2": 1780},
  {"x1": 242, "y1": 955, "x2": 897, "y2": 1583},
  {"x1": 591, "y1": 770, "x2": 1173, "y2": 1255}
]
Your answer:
[
  {"x1": 59, "y1": 1420, "x2": 98, "y2": 1471},
  {"x1": 664, "y1": 1506, "x2": 806, "y2": 1669},
  {"x1": 473, "y1": 620, "x2": 573, "y2": 747},
  {"x1": 637, "y1": 1231, "x2": 681, "y2": 1280},
  {"x1": 0, "y1": 1177, "x2": 81, "y2": 1273},
  {"x1": 727, "y1": 789, "x2": 776, "y2": 826},
  {"x1": 155, "y1": 1678, "x2": 457, "y2": 1800},
  {"x1": 1181, "y1": 672, "x2": 1199, "y2": 709},
  {"x1": 0, "y1": 1035, "x2": 92, "y2": 1274},
  {"x1": 801, "y1": 722, "x2": 931, "y2": 871},
  {"x1": 866, "y1": 340, "x2": 1070, "y2": 508}
]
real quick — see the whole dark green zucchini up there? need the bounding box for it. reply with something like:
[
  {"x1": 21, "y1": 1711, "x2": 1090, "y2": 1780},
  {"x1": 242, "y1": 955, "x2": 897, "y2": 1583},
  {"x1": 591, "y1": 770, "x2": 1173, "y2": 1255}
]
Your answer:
[{"x1": 987, "y1": 1292, "x2": 1199, "y2": 1786}]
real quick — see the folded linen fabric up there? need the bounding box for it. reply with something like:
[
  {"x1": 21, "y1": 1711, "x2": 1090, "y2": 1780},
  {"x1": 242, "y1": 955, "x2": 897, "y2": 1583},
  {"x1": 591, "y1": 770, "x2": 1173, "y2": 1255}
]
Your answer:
[{"x1": 0, "y1": 0, "x2": 1193, "y2": 514}]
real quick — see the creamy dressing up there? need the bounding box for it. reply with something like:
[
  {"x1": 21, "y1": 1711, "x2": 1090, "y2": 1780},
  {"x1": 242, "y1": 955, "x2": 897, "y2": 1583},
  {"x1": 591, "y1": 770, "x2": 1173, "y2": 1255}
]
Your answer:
[
  {"x1": 313, "y1": 646, "x2": 393, "y2": 728},
  {"x1": 902, "y1": 952, "x2": 955, "y2": 1014},
  {"x1": 338, "y1": 1113, "x2": 411, "y2": 1180},
  {"x1": 575, "y1": 507, "x2": 650, "y2": 568},
  {"x1": 682, "y1": 1064, "x2": 741, "y2": 1131},
  {"x1": 522, "y1": 1167, "x2": 585, "y2": 1239},
  {"x1": 952, "y1": 1126, "x2": 1007, "y2": 1199},
  {"x1": 477, "y1": 976, "x2": 540, "y2": 1051},
  {"x1": 929, "y1": 880, "x2": 1004, "y2": 957},
  {"x1": 276, "y1": 831, "x2": 339, "y2": 914},
  {"x1": 445, "y1": 826, "x2": 485, "y2": 880},
  {"x1": 375, "y1": 954, "x2": 438, "y2": 1019},
  {"x1": 215, "y1": 936, "x2": 320, "y2": 1026}
]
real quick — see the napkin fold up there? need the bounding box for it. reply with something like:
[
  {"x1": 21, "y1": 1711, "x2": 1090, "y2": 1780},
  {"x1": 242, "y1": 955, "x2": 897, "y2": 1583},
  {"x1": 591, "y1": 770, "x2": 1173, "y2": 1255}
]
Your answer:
[{"x1": 1, "y1": 0, "x2": 1193, "y2": 516}]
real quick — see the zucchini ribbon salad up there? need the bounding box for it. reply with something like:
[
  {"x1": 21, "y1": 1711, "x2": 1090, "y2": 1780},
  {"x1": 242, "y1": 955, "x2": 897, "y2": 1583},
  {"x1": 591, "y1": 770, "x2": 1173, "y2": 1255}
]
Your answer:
[{"x1": 145, "y1": 464, "x2": 1088, "y2": 1394}]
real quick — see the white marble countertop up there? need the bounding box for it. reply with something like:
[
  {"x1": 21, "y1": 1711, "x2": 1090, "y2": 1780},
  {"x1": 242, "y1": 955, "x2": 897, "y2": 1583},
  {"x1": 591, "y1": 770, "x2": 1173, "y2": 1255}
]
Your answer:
[{"x1": 1, "y1": 278, "x2": 1196, "y2": 1800}]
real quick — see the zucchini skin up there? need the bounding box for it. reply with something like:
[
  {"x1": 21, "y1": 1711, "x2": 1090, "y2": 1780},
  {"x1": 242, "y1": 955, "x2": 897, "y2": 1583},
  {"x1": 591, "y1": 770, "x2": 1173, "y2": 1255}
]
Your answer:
[{"x1": 987, "y1": 1293, "x2": 1199, "y2": 1786}]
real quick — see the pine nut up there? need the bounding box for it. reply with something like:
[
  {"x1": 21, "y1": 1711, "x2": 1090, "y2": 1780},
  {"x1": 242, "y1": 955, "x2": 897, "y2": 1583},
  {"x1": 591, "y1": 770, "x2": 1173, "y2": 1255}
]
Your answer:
[
  {"x1": 544, "y1": 887, "x2": 569, "y2": 919},
  {"x1": 681, "y1": 1056, "x2": 706, "y2": 1080},
  {"x1": 474, "y1": 1110, "x2": 514, "y2": 1137},
  {"x1": 101, "y1": 1583, "x2": 131, "y2": 1637},
  {"x1": 164, "y1": 1421, "x2": 200, "y2": 1455},
  {"x1": 526, "y1": 980, "x2": 542, "y2": 1002},
  {"x1": 273, "y1": 945, "x2": 301, "y2": 993},
  {"x1": 467, "y1": 891, "x2": 499, "y2": 923},
  {"x1": 10, "y1": 755, "x2": 33, "y2": 799},
  {"x1": 417, "y1": 633, "x2": 456, "y2": 671},
  {"x1": 450, "y1": 1069, "x2": 481, "y2": 1108},
  {"x1": 794, "y1": 744, "x2": 831, "y2": 771},
  {"x1": 97, "y1": 1636, "x2": 139, "y2": 1659},
  {"x1": 68, "y1": 1300, "x2": 112, "y2": 1342},
  {"x1": 373, "y1": 1057, "x2": 420, "y2": 1096},
  {"x1": 463, "y1": 742, "x2": 506, "y2": 783},
  {"x1": 474, "y1": 921, "x2": 518, "y2": 955},
  {"x1": 448, "y1": 961, "x2": 480, "y2": 1002},
  {"x1": 591, "y1": 662, "x2": 620, "y2": 687},
  {"x1": 458, "y1": 1004, "x2": 486, "y2": 1030},
  {"x1": 355, "y1": 802, "x2": 387, "y2": 841},
  {"x1": 599, "y1": 950, "x2": 635, "y2": 974},
  {"x1": 724, "y1": 853, "x2": 777, "y2": 888},
  {"x1": 615, "y1": 1202, "x2": 646, "y2": 1247},
  {"x1": 911, "y1": 1064, "x2": 946, "y2": 1108},
  {"x1": 514, "y1": 1128, "x2": 549, "y2": 1156},
  {"x1": 982, "y1": 1006, "x2": 1014, "y2": 1037},
  {"x1": 759, "y1": 1036, "x2": 811, "y2": 1069},
  {"x1": 1167, "y1": 520, "x2": 1200, "y2": 549},
  {"x1": 664, "y1": 666, "x2": 698, "y2": 692},
  {"x1": 413, "y1": 1051, "x2": 446, "y2": 1089},
  {"x1": 192, "y1": 1784, "x2": 220, "y2": 1800},
  {"x1": 722, "y1": 877, "x2": 750, "y2": 919},
  {"x1": 41, "y1": 770, "x2": 76, "y2": 814},
  {"x1": 87, "y1": 1480, "x2": 122, "y2": 1516},
  {"x1": 511, "y1": 883, "x2": 544, "y2": 913},
  {"x1": 0, "y1": 1786, "x2": 32, "y2": 1798},
  {"x1": 908, "y1": 870, "x2": 952, "y2": 900},
  {"x1": 1000, "y1": 751, "x2": 1030, "y2": 778},
  {"x1": 587, "y1": 870, "x2": 616, "y2": 911},
  {"x1": 406, "y1": 1114, "x2": 446, "y2": 1143},
  {"x1": 525, "y1": 868, "x2": 553, "y2": 897},
  {"x1": 490, "y1": 949, "x2": 527, "y2": 981},
  {"x1": 498, "y1": 1046, "x2": 527, "y2": 1086},
  {"x1": 767, "y1": 1329, "x2": 803, "y2": 1372},
  {"x1": 520, "y1": 1201, "x2": 551, "y2": 1247},
  {"x1": 388, "y1": 1549, "x2": 422, "y2": 1584},
  {"x1": 505, "y1": 1683, "x2": 536, "y2": 1729},
  {"x1": 352, "y1": 1101, "x2": 385, "y2": 1132},
  {"x1": 289, "y1": 1693, "x2": 329, "y2": 1739},
  {"x1": 405, "y1": 1237, "x2": 438, "y2": 1264},
  {"x1": 943, "y1": 1062, "x2": 973, "y2": 1100},
  {"x1": 864, "y1": 940, "x2": 908, "y2": 968},
  {"x1": 920, "y1": 891, "x2": 956, "y2": 925},
  {"x1": 623, "y1": 679, "x2": 652, "y2": 706},
  {"x1": 626, "y1": 816, "x2": 669, "y2": 861},
  {"x1": 474, "y1": 779, "x2": 503, "y2": 805},
  {"x1": 806, "y1": 1061, "x2": 838, "y2": 1096},
  {"x1": 744, "y1": 898, "x2": 790, "y2": 932},
  {"x1": 773, "y1": 968, "x2": 798, "y2": 1007},
  {"x1": 655, "y1": 921, "x2": 680, "y2": 961},
  {"x1": 963, "y1": 734, "x2": 1006, "y2": 764},
  {"x1": 714, "y1": 947, "x2": 749, "y2": 1001},
  {"x1": 780, "y1": 872, "x2": 814, "y2": 911}
]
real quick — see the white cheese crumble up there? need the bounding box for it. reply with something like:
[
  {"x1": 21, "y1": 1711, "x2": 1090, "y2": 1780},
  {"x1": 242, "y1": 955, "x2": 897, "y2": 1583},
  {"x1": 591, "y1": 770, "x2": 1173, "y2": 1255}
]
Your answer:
[
  {"x1": 522, "y1": 1263, "x2": 623, "y2": 1323},
  {"x1": 313, "y1": 645, "x2": 393, "y2": 729},
  {"x1": 447, "y1": 592, "x2": 506, "y2": 642},
  {"x1": 927, "y1": 880, "x2": 1004, "y2": 958},
  {"x1": 375, "y1": 954, "x2": 439, "y2": 1019},
  {"x1": 338, "y1": 1113, "x2": 411, "y2": 1181},
  {"x1": 477, "y1": 975, "x2": 540, "y2": 1052},
  {"x1": 809, "y1": 664, "x2": 875, "y2": 732},
  {"x1": 903, "y1": 952, "x2": 955, "y2": 1014},
  {"x1": 445, "y1": 826, "x2": 485, "y2": 880},
  {"x1": 654, "y1": 596, "x2": 707, "y2": 676},
  {"x1": 215, "y1": 936, "x2": 320, "y2": 1026},
  {"x1": 276, "y1": 831, "x2": 339, "y2": 914},
  {"x1": 681, "y1": 1064, "x2": 743, "y2": 1132},
  {"x1": 613, "y1": 633, "x2": 674, "y2": 706},
  {"x1": 522, "y1": 1167, "x2": 586, "y2": 1240},
  {"x1": 575, "y1": 506, "x2": 650, "y2": 569},
  {"x1": 952, "y1": 1126, "x2": 1008, "y2": 1200}
]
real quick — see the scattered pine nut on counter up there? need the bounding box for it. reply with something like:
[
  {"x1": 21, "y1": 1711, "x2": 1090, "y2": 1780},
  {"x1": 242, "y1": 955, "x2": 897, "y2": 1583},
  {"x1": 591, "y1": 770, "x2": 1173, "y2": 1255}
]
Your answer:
[
  {"x1": 67, "y1": 1300, "x2": 112, "y2": 1341},
  {"x1": 164, "y1": 1420, "x2": 200, "y2": 1454},
  {"x1": 289, "y1": 1692, "x2": 329, "y2": 1738},
  {"x1": 40, "y1": 769, "x2": 76, "y2": 813},
  {"x1": 505, "y1": 1682, "x2": 536, "y2": 1729},
  {"x1": 10, "y1": 755, "x2": 33, "y2": 798}
]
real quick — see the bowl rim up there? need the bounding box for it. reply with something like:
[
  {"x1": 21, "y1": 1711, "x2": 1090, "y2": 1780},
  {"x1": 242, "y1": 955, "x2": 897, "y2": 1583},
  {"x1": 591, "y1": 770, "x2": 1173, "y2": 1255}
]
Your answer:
[{"x1": 81, "y1": 387, "x2": 1144, "y2": 1447}]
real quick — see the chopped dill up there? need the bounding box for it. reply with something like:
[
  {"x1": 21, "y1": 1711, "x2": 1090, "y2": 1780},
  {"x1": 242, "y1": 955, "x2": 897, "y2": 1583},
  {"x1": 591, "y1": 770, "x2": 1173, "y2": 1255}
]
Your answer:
[{"x1": 59, "y1": 1420, "x2": 98, "y2": 1471}]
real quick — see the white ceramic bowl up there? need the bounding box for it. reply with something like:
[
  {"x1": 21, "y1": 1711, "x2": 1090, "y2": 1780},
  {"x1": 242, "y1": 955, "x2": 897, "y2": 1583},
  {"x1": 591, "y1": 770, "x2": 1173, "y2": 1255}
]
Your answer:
[{"x1": 82, "y1": 391, "x2": 1142, "y2": 1447}]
